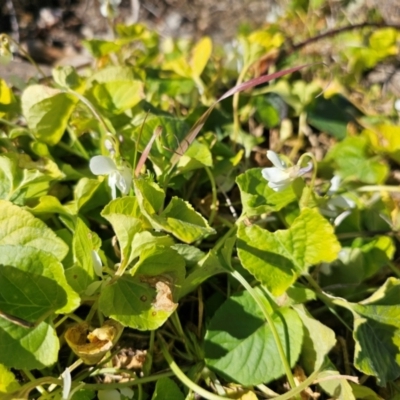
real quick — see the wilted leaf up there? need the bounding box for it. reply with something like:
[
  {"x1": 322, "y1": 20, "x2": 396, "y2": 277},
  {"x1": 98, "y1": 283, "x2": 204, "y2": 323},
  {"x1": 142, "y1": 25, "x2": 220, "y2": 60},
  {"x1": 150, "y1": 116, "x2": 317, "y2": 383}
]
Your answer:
[
  {"x1": 99, "y1": 247, "x2": 185, "y2": 330},
  {"x1": 65, "y1": 320, "x2": 123, "y2": 365}
]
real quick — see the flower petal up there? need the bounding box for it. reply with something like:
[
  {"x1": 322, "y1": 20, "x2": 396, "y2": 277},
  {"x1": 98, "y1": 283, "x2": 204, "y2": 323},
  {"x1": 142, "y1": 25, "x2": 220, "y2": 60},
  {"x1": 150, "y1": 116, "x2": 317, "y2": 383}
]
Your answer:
[
  {"x1": 91, "y1": 250, "x2": 103, "y2": 277},
  {"x1": 61, "y1": 368, "x2": 72, "y2": 400},
  {"x1": 115, "y1": 165, "x2": 132, "y2": 195},
  {"x1": 261, "y1": 167, "x2": 290, "y2": 183},
  {"x1": 297, "y1": 161, "x2": 313, "y2": 177},
  {"x1": 90, "y1": 156, "x2": 117, "y2": 175},
  {"x1": 266, "y1": 150, "x2": 286, "y2": 169},
  {"x1": 108, "y1": 171, "x2": 118, "y2": 199},
  {"x1": 329, "y1": 175, "x2": 341, "y2": 193},
  {"x1": 268, "y1": 180, "x2": 291, "y2": 192}
]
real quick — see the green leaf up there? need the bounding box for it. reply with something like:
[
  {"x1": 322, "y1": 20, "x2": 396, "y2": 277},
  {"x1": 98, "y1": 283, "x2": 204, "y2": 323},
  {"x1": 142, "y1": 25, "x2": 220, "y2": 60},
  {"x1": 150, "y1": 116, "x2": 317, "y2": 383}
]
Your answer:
[
  {"x1": 0, "y1": 245, "x2": 79, "y2": 316},
  {"x1": 86, "y1": 66, "x2": 144, "y2": 114},
  {"x1": 130, "y1": 231, "x2": 175, "y2": 263},
  {"x1": 253, "y1": 96, "x2": 280, "y2": 128},
  {"x1": 151, "y1": 377, "x2": 184, "y2": 400},
  {"x1": 237, "y1": 208, "x2": 340, "y2": 295},
  {"x1": 21, "y1": 85, "x2": 77, "y2": 145},
  {"x1": 236, "y1": 168, "x2": 296, "y2": 216},
  {"x1": 82, "y1": 39, "x2": 121, "y2": 58},
  {"x1": 180, "y1": 251, "x2": 226, "y2": 298},
  {"x1": 101, "y1": 197, "x2": 147, "y2": 268},
  {"x1": 74, "y1": 178, "x2": 105, "y2": 212},
  {"x1": 154, "y1": 197, "x2": 215, "y2": 243},
  {"x1": 333, "y1": 278, "x2": 400, "y2": 385},
  {"x1": 204, "y1": 288, "x2": 303, "y2": 385},
  {"x1": 349, "y1": 382, "x2": 381, "y2": 400},
  {"x1": 52, "y1": 66, "x2": 83, "y2": 90},
  {"x1": 99, "y1": 247, "x2": 185, "y2": 330},
  {"x1": 0, "y1": 319, "x2": 59, "y2": 369},
  {"x1": 0, "y1": 200, "x2": 68, "y2": 261},
  {"x1": 0, "y1": 153, "x2": 64, "y2": 204},
  {"x1": 325, "y1": 136, "x2": 388, "y2": 184},
  {"x1": 295, "y1": 304, "x2": 336, "y2": 370},
  {"x1": 134, "y1": 178, "x2": 166, "y2": 215},
  {"x1": 0, "y1": 266, "x2": 68, "y2": 323},
  {"x1": 319, "y1": 236, "x2": 395, "y2": 295},
  {"x1": 307, "y1": 94, "x2": 362, "y2": 139},
  {"x1": 135, "y1": 180, "x2": 215, "y2": 243},
  {"x1": 176, "y1": 140, "x2": 213, "y2": 172},
  {"x1": 133, "y1": 115, "x2": 189, "y2": 173},
  {"x1": 315, "y1": 367, "x2": 355, "y2": 400},
  {"x1": 65, "y1": 219, "x2": 99, "y2": 294}
]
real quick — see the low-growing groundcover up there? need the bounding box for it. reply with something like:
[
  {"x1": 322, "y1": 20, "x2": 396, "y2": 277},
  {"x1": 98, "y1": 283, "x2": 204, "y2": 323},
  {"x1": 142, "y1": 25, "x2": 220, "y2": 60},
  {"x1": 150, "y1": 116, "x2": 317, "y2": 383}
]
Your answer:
[{"x1": 1, "y1": 3, "x2": 400, "y2": 399}]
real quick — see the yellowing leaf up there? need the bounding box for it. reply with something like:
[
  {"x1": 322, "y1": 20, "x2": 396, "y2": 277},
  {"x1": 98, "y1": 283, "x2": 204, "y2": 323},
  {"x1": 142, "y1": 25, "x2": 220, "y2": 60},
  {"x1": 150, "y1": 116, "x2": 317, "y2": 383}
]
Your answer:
[
  {"x1": 21, "y1": 85, "x2": 78, "y2": 145},
  {"x1": 65, "y1": 320, "x2": 123, "y2": 365},
  {"x1": 237, "y1": 208, "x2": 340, "y2": 295},
  {"x1": 0, "y1": 79, "x2": 13, "y2": 117},
  {"x1": 190, "y1": 36, "x2": 212, "y2": 78},
  {"x1": 0, "y1": 200, "x2": 68, "y2": 261},
  {"x1": 0, "y1": 363, "x2": 20, "y2": 393},
  {"x1": 363, "y1": 125, "x2": 400, "y2": 164}
]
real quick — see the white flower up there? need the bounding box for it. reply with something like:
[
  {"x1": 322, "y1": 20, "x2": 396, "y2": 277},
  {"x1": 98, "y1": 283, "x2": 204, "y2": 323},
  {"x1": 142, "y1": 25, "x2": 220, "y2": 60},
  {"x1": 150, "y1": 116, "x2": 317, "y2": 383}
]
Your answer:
[
  {"x1": 91, "y1": 250, "x2": 103, "y2": 277},
  {"x1": 394, "y1": 99, "x2": 400, "y2": 112},
  {"x1": 90, "y1": 155, "x2": 132, "y2": 199},
  {"x1": 321, "y1": 175, "x2": 356, "y2": 226},
  {"x1": 99, "y1": 0, "x2": 121, "y2": 18},
  {"x1": 261, "y1": 150, "x2": 312, "y2": 192}
]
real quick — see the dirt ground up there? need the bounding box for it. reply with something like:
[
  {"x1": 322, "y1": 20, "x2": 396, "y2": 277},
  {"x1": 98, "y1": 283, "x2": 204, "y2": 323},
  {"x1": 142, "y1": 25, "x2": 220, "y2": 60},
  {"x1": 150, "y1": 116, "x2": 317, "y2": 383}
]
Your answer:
[
  {"x1": 0, "y1": 0, "x2": 400, "y2": 89},
  {"x1": 0, "y1": 0, "x2": 290, "y2": 81}
]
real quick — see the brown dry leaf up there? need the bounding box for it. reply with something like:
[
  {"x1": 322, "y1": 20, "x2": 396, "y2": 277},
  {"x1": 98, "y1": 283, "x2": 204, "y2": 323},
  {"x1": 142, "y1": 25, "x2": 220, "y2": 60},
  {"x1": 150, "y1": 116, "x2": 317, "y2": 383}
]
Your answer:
[
  {"x1": 225, "y1": 384, "x2": 258, "y2": 400},
  {"x1": 140, "y1": 275, "x2": 178, "y2": 312},
  {"x1": 294, "y1": 366, "x2": 320, "y2": 400},
  {"x1": 65, "y1": 320, "x2": 124, "y2": 365},
  {"x1": 113, "y1": 348, "x2": 147, "y2": 370}
]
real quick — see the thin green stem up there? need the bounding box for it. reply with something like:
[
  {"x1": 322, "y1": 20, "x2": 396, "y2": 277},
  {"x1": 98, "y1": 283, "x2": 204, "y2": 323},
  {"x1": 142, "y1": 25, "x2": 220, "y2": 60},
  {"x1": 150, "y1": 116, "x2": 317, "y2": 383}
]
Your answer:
[
  {"x1": 85, "y1": 298, "x2": 99, "y2": 324},
  {"x1": 298, "y1": 151, "x2": 318, "y2": 206},
  {"x1": 357, "y1": 185, "x2": 400, "y2": 192},
  {"x1": 170, "y1": 311, "x2": 194, "y2": 359},
  {"x1": 204, "y1": 167, "x2": 218, "y2": 225},
  {"x1": 22, "y1": 369, "x2": 47, "y2": 395},
  {"x1": 387, "y1": 261, "x2": 400, "y2": 278},
  {"x1": 298, "y1": 151, "x2": 318, "y2": 191},
  {"x1": 6, "y1": 377, "x2": 61, "y2": 400},
  {"x1": 7, "y1": 35, "x2": 47, "y2": 79},
  {"x1": 67, "y1": 90, "x2": 112, "y2": 135},
  {"x1": 138, "y1": 384, "x2": 144, "y2": 400},
  {"x1": 212, "y1": 224, "x2": 237, "y2": 253},
  {"x1": 67, "y1": 126, "x2": 90, "y2": 160},
  {"x1": 0, "y1": 118, "x2": 29, "y2": 130},
  {"x1": 57, "y1": 141, "x2": 89, "y2": 159},
  {"x1": 305, "y1": 274, "x2": 353, "y2": 332},
  {"x1": 273, "y1": 369, "x2": 319, "y2": 400},
  {"x1": 158, "y1": 333, "x2": 228, "y2": 400},
  {"x1": 230, "y1": 270, "x2": 299, "y2": 397}
]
